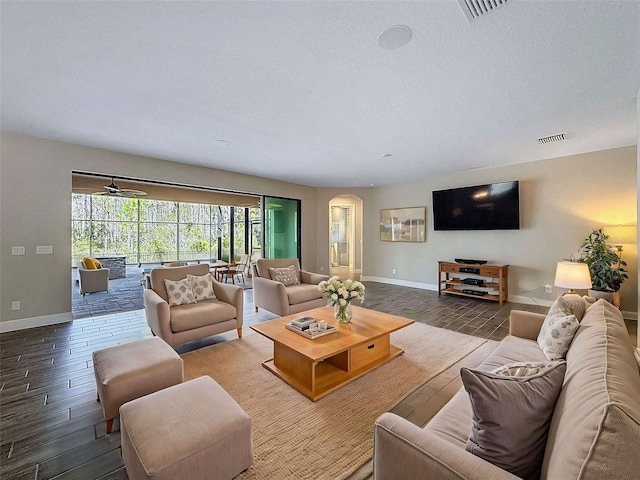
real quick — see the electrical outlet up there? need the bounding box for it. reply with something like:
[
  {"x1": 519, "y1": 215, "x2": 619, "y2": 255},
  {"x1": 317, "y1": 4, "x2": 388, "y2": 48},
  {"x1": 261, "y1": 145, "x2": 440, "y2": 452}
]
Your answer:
[
  {"x1": 319, "y1": 266, "x2": 324, "y2": 271},
  {"x1": 11, "y1": 301, "x2": 20, "y2": 311},
  {"x1": 36, "y1": 245, "x2": 53, "y2": 255},
  {"x1": 392, "y1": 269, "x2": 396, "y2": 275},
  {"x1": 12, "y1": 246, "x2": 25, "y2": 255}
]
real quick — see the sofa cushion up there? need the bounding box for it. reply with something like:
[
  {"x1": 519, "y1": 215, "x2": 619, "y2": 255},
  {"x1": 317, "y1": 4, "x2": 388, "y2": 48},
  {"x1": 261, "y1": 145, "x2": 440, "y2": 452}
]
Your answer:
[
  {"x1": 475, "y1": 335, "x2": 548, "y2": 372},
  {"x1": 169, "y1": 299, "x2": 237, "y2": 333},
  {"x1": 188, "y1": 273, "x2": 216, "y2": 302},
  {"x1": 461, "y1": 361, "x2": 566, "y2": 480},
  {"x1": 286, "y1": 283, "x2": 323, "y2": 305},
  {"x1": 269, "y1": 265, "x2": 300, "y2": 286},
  {"x1": 164, "y1": 278, "x2": 196, "y2": 307},
  {"x1": 541, "y1": 299, "x2": 640, "y2": 480},
  {"x1": 537, "y1": 297, "x2": 580, "y2": 360}
]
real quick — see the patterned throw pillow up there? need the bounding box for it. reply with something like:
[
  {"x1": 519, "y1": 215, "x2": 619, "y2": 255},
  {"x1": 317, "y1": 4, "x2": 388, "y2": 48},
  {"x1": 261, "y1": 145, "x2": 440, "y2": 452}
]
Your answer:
[
  {"x1": 537, "y1": 297, "x2": 580, "y2": 360},
  {"x1": 187, "y1": 273, "x2": 216, "y2": 302},
  {"x1": 462, "y1": 361, "x2": 566, "y2": 480},
  {"x1": 163, "y1": 278, "x2": 196, "y2": 306},
  {"x1": 557, "y1": 294, "x2": 596, "y2": 322},
  {"x1": 269, "y1": 265, "x2": 300, "y2": 286},
  {"x1": 492, "y1": 360, "x2": 565, "y2": 377}
]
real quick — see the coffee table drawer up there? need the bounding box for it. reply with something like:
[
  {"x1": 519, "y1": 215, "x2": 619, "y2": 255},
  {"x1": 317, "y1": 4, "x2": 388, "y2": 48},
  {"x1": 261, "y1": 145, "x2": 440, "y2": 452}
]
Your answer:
[{"x1": 351, "y1": 336, "x2": 390, "y2": 371}]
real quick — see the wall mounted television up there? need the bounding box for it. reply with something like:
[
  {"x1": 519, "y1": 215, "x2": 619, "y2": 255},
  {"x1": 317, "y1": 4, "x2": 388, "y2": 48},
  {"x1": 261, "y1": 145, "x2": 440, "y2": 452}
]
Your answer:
[{"x1": 432, "y1": 181, "x2": 520, "y2": 231}]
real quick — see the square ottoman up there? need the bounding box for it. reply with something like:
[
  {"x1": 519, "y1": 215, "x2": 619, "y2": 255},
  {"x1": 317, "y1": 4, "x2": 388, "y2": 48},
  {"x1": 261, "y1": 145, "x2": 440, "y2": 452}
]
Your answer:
[
  {"x1": 120, "y1": 376, "x2": 253, "y2": 480},
  {"x1": 93, "y1": 337, "x2": 183, "y2": 433}
]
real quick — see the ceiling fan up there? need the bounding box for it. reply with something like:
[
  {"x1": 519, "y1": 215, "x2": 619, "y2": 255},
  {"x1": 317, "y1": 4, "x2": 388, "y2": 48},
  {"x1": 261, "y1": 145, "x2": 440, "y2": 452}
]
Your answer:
[{"x1": 93, "y1": 178, "x2": 148, "y2": 198}]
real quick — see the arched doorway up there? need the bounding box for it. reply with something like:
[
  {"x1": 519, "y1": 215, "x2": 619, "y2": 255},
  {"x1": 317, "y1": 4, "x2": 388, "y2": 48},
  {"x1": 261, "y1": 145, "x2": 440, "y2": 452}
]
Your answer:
[{"x1": 329, "y1": 195, "x2": 363, "y2": 280}]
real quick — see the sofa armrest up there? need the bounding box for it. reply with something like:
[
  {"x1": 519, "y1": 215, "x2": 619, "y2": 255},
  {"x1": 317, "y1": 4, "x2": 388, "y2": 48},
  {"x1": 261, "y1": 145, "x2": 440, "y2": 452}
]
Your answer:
[
  {"x1": 212, "y1": 280, "x2": 244, "y2": 326},
  {"x1": 509, "y1": 310, "x2": 545, "y2": 340},
  {"x1": 300, "y1": 270, "x2": 330, "y2": 285},
  {"x1": 374, "y1": 413, "x2": 519, "y2": 480},
  {"x1": 143, "y1": 288, "x2": 172, "y2": 340},
  {"x1": 252, "y1": 276, "x2": 290, "y2": 316}
]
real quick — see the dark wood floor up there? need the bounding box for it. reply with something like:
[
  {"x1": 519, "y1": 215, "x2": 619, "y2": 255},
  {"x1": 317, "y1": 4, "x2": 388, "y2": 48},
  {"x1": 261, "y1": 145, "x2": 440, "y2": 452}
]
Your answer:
[{"x1": 1, "y1": 283, "x2": 634, "y2": 480}]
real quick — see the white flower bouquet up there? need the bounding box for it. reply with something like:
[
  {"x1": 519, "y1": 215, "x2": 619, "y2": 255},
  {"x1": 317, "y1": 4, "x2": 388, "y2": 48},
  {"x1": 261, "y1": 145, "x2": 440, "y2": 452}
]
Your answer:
[{"x1": 318, "y1": 277, "x2": 365, "y2": 323}]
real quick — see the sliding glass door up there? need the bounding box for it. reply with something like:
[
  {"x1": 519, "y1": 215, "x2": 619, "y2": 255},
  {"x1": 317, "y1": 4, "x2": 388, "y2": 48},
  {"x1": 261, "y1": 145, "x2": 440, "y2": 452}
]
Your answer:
[{"x1": 263, "y1": 196, "x2": 300, "y2": 260}]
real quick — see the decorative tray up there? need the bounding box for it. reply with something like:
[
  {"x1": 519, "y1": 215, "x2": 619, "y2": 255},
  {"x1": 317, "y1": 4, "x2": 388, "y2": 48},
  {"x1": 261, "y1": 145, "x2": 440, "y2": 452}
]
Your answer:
[{"x1": 285, "y1": 322, "x2": 337, "y2": 339}]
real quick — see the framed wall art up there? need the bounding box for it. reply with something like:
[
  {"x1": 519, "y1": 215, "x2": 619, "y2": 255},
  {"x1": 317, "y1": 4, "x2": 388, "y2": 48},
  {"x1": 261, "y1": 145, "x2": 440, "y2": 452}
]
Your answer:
[{"x1": 380, "y1": 207, "x2": 426, "y2": 242}]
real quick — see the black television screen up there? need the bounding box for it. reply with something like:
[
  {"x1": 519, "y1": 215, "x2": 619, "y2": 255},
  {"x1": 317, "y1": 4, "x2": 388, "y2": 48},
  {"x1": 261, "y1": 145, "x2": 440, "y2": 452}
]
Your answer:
[{"x1": 432, "y1": 181, "x2": 520, "y2": 230}]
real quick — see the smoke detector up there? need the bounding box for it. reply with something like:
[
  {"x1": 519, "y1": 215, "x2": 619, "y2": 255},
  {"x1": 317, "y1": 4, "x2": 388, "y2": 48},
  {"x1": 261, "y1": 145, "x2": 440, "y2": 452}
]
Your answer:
[
  {"x1": 458, "y1": 0, "x2": 509, "y2": 22},
  {"x1": 538, "y1": 133, "x2": 567, "y2": 145}
]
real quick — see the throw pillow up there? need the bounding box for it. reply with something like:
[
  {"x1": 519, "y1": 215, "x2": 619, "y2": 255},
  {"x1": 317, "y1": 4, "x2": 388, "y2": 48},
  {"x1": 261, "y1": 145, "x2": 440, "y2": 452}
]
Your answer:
[
  {"x1": 556, "y1": 294, "x2": 595, "y2": 322},
  {"x1": 269, "y1": 265, "x2": 300, "y2": 286},
  {"x1": 461, "y1": 361, "x2": 566, "y2": 480},
  {"x1": 163, "y1": 278, "x2": 196, "y2": 307},
  {"x1": 187, "y1": 273, "x2": 216, "y2": 302},
  {"x1": 537, "y1": 297, "x2": 580, "y2": 360},
  {"x1": 82, "y1": 257, "x2": 97, "y2": 269},
  {"x1": 491, "y1": 360, "x2": 564, "y2": 377}
]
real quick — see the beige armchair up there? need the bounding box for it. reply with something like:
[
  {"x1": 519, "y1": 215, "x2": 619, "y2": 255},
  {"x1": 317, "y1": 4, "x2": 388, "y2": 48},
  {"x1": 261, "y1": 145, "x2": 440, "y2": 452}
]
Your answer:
[
  {"x1": 144, "y1": 264, "x2": 244, "y2": 347},
  {"x1": 252, "y1": 258, "x2": 329, "y2": 316},
  {"x1": 78, "y1": 262, "x2": 110, "y2": 297}
]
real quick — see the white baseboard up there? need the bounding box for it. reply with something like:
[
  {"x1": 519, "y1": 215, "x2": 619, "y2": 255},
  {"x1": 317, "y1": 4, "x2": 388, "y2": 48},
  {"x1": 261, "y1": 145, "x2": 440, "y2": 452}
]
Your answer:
[
  {"x1": 360, "y1": 276, "x2": 438, "y2": 291},
  {"x1": 0, "y1": 312, "x2": 73, "y2": 333}
]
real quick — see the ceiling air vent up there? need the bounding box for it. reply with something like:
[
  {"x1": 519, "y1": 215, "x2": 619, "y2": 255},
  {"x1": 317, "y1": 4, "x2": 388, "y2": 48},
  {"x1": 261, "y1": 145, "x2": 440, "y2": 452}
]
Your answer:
[
  {"x1": 458, "y1": 0, "x2": 509, "y2": 22},
  {"x1": 538, "y1": 133, "x2": 566, "y2": 145}
]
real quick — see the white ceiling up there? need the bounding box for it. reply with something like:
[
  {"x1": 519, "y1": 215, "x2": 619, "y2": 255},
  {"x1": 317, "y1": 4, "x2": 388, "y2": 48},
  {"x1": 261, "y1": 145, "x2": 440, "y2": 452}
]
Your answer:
[{"x1": 1, "y1": 1, "x2": 639, "y2": 188}]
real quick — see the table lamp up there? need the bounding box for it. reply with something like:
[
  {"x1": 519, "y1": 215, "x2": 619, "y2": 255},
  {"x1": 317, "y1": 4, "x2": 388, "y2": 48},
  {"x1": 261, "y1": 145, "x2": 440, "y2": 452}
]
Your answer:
[
  {"x1": 554, "y1": 261, "x2": 592, "y2": 294},
  {"x1": 602, "y1": 225, "x2": 637, "y2": 262}
]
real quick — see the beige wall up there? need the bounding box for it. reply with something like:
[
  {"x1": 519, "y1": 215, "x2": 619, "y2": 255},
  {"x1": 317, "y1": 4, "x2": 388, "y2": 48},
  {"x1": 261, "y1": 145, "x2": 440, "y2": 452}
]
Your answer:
[
  {"x1": 1, "y1": 131, "x2": 638, "y2": 329},
  {"x1": 321, "y1": 146, "x2": 637, "y2": 316},
  {"x1": 0, "y1": 132, "x2": 317, "y2": 326}
]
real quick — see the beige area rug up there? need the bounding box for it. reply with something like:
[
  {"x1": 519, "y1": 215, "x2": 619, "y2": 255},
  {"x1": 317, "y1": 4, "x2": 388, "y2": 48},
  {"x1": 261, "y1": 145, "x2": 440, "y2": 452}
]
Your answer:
[{"x1": 182, "y1": 323, "x2": 486, "y2": 480}]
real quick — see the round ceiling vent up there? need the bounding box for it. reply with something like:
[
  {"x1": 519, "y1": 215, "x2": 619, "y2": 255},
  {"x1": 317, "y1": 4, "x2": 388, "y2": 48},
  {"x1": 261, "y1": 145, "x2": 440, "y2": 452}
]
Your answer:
[{"x1": 377, "y1": 25, "x2": 412, "y2": 50}]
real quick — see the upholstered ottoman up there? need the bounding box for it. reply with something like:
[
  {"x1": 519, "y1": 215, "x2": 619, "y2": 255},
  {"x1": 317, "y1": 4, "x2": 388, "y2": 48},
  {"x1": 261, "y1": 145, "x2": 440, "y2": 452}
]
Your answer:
[
  {"x1": 92, "y1": 337, "x2": 183, "y2": 434},
  {"x1": 120, "y1": 376, "x2": 253, "y2": 480}
]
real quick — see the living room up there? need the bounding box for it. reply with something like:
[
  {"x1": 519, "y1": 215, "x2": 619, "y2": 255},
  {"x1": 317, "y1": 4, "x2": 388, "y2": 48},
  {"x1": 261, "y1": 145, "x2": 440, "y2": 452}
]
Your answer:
[{"x1": 1, "y1": 1, "x2": 639, "y2": 479}]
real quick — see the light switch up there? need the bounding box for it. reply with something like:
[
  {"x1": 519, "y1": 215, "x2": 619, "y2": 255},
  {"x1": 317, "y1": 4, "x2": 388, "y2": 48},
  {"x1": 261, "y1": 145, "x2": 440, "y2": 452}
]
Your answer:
[
  {"x1": 12, "y1": 246, "x2": 25, "y2": 255},
  {"x1": 36, "y1": 245, "x2": 53, "y2": 254}
]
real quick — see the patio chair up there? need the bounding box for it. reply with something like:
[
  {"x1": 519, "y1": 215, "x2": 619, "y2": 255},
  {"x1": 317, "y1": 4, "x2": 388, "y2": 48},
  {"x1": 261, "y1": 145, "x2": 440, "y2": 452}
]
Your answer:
[{"x1": 78, "y1": 261, "x2": 110, "y2": 297}]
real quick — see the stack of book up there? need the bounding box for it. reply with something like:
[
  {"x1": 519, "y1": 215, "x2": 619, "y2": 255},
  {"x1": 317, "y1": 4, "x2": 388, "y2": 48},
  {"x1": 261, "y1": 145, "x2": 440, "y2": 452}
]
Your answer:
[{"x1": 285, "y1": 316, "x2": 337, "y2": 339}]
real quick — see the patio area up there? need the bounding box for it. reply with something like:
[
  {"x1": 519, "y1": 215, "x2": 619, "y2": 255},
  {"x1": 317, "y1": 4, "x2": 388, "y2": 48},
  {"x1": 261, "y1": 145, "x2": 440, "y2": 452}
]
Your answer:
[
  {"x1": 72, "y1": 265, "x2": 146, "y2": 319},
  {"x1": 72, "y1": 264, "x2": 253, "y2": 319}
]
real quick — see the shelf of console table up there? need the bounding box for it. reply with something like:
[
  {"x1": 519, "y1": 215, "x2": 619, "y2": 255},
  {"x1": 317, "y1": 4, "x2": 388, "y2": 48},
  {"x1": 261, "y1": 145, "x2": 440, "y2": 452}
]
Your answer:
[{"x1": 438, "y1": 261, "x2": 509, "y2": 305}]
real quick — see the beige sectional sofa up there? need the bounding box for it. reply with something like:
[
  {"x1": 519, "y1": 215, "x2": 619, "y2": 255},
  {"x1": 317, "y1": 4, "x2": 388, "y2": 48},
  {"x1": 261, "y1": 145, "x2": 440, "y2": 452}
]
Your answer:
[{"x1": 374, "y1": 299, "x2": 640, "y2": 479}]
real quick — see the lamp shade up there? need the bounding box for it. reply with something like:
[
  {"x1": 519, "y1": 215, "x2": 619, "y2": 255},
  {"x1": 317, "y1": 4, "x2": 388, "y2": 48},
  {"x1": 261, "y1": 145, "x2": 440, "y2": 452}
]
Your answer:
[
  {"x1": 554, "y1": 262, "x2": 592, "y2": 290},
  {"x1": 601, "y1": 225, "x2": 637, "y2": 245}
]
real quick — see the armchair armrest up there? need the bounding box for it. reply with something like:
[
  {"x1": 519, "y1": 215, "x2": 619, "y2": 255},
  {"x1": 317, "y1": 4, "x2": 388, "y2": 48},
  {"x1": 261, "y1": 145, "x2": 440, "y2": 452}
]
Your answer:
[
  {"x1": 143, "y1": 288, "x2": 172, "y2": 340},
  {"x1": 508, "y1": 310, "x2": 545, "y2": 340},
  {"x1": 374, "y1": 413, "x2": 519, "y2": 480},
  {"x1": 212, "y1": 280, "x2": 244, "y2": 326},
  {"x1": 252, "y1": 275, "x2": 290, "y2": 316},
  {"x1": 300, "y1": 270, "x2": 330, "y2": 285}
]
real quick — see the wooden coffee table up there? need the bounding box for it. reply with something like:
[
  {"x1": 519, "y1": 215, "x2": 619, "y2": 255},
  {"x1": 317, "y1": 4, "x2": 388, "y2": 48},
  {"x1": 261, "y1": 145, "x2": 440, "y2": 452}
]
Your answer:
[{"x1": 250, "y1": 306, "x2": 414, "y2": 400}]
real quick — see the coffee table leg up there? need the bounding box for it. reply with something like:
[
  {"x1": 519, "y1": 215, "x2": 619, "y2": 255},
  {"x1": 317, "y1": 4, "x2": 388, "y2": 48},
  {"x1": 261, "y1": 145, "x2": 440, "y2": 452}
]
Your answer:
[{"x1": 273, "y1": 342, "x2": 314, "y2": 392}]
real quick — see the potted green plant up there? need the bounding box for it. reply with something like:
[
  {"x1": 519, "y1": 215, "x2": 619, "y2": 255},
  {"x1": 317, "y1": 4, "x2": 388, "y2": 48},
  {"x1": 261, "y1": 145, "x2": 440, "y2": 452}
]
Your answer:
[{"x1": 580, "y1": 229, "x2": 628, "y2": 305}]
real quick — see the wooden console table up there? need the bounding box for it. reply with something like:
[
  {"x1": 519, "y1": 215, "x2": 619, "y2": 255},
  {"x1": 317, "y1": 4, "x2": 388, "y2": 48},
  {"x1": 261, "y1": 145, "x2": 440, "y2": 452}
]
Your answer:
[{"x1": 438, "y1": 261, "x2": 509, "y2": 305}]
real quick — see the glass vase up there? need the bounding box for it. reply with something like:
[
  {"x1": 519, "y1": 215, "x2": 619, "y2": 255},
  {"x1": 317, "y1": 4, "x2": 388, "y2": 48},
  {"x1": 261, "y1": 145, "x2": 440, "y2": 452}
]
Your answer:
[{"x1": 334, "y1": 302, "x2": 352, "y2": 324}]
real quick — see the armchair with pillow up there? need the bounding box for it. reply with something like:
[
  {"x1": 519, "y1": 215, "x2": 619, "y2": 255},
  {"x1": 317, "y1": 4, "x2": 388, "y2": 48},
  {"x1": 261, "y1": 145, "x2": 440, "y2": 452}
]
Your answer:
[
  {"x1": 78, "y1": 258, "x2": 110, "y2": 297},
  {"x1": 252, "y1": 258, "x2": 329, "y2": 316},
  {"x1": 143, "y1": 264, "x2": 244, "y2": 347}
]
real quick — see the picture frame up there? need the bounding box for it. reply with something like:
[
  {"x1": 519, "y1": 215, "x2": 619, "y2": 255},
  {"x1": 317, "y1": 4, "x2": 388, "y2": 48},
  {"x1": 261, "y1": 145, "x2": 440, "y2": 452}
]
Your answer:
[{"x1": 380, "y1": 207, "x2": 426, "y2": 242}]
